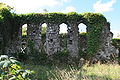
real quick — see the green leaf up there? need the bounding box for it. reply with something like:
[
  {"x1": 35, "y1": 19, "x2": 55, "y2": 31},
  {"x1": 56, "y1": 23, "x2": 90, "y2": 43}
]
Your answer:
[
  {"x1": 3, "y1": 60, "x2": 11, "y2": 68},
  {"x1": 9, "y1": 75, "x2": 16, "y2": 80},
  {"x1": 22, "y1": 72, "x2": 28, "y2": 78},
  {"x1": 16, "y1": 69, "x2": 25, "y2": 74},
  {"x1": 0, "y1": 77, "x2": 3, "y2": 80},
  {"x1": 0, "y1": 61, "x2": 5, "y2": 67},
  {"x1": 9, "y1": 57, "x2": 16, "y2": 60},
  {"x1": 10, "y1": 59, "x2": 21, "y2": 65},
  {"x1": 0, "y1": 55, "x2": 8, "y2": 61}
]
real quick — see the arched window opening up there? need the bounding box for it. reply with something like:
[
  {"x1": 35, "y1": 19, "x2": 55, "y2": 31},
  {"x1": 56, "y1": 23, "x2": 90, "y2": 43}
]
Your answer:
[
  {"x1": 41, "y1": 23, "x2": 47, "y2": 34},
  {"x1": 78, "y1": 23, "x2": 87, "y2": 34},
  {"x1": 78, "y1": 23, "x2": 87, "y2": 57},
  {"x1": 59, "y1": 23, "x2": 68, "y2": 49},
  {"x1": 22, "y1": 24, "x2": 27, "y2": 36},
  {"x1": 41, "y1": 23, "x2": 47, "y2": 44},
  {"x1": 21, "y1": 24, "x2": 27, "y2": 53},
  {"x1": 59, "y1": 23, "x2": 68, "y2": 34}
]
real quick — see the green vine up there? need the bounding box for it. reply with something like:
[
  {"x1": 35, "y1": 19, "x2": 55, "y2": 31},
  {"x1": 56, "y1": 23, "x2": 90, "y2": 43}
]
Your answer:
[{"x1": 82, "y1": 13, "x2": 107, "y2": 57}]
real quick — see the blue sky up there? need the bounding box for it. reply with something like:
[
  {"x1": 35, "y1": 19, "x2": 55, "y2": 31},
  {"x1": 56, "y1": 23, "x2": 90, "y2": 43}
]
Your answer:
[{"x1": 0, "y1": 0, "x2": 120, "y2": 38}]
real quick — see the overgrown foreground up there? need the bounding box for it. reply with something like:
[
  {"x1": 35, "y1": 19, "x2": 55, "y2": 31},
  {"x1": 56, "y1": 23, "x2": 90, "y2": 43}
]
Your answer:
[{"x1": 23, "y1": 63, "x2": 120, "y2": 80}]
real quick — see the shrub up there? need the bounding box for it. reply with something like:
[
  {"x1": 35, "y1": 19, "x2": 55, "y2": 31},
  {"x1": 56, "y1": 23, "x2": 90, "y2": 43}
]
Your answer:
[{"x1": 0, "y1": 55, "x2": 34, "y2": 80}]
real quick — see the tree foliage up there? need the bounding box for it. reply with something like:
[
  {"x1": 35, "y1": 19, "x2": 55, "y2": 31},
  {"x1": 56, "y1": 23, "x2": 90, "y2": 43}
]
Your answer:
[{"x1": 0, "y1": 55, "x2": 34, "y2": 80}]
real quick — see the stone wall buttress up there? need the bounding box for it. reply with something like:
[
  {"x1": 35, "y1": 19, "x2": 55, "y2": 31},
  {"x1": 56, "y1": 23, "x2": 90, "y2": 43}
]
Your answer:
[
  {"x1": 27, "y1": 23, "x2": 42, "y2": 53},
  {"x1": 6, "y1": 26, "x2": 22, "y2": 55},
  {"x1": 67, "y1": 23, "x2": 79, "y2": 58},
  {"x1": 46, "y1": 23, "x2": 60, "y2": 55}
]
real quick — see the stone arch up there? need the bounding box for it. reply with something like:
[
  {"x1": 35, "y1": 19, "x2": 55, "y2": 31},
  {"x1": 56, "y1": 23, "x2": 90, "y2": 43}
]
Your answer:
[
  {"x1": 78, "y1": 23, "x2": 87, "y2": 33},
  {"x1": 78, "y1": 23, "x2": 88, "y2": 57},
  {"x1": 59, "y1": 23, "x2": 68, "y2": 34},
  {"x1": 21, "y1": 24, "x2": 27, "y2": 53},
  {"x1": 40, "y1": 23, "x2": 48, "y2": 53},
  {"x1": 59, "y1": 23, "x2": 68, "y2": 51},
  {"x1": 22, "y1": 24, "x2": 27, "y2": 36},
  {"x1": 41, "y1": 23, "x2": 47, "y2": 34}
]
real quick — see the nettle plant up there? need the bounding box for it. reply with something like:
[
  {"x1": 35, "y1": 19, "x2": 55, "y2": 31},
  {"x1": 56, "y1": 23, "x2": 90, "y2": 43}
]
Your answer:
[{"x1": 0, "y1": 55, "x2": 34, "y2": 80}]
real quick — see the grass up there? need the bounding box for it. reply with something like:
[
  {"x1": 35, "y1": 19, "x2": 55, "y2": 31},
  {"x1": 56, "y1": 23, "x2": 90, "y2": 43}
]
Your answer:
[{"x1": 22, "y1": 63, "x2": 120, "y2": 80}]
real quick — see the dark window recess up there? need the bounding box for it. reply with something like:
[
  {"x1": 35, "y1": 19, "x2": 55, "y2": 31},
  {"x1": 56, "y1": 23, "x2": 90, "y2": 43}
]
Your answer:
[
  {"x1": 67, "y1": 35, "x2": 70, "y2": 38},
  {"x1": 31, "y1": 39, "x2": 34, "y2": 41},
  {"x1": 50, "y1": 39, "x2": 53, "y2": 43},
  {"x1": 69, "y1": 40, "x2": 72, "y2": 44},
  {"x1": 54, "y1": 30, "x2": 56, "y2": 32},
  {"x1": 50, "y1": 48, "x2": 53, "y2": 51},
  {"x1": 33, "y1": 30, "x2": 36, "y2": 33},
  {"x1": 70, "y1": 30, "x2": 72, "y2": 33},
  {"x1": 97, "y1": 53, "x2": 100, "y2": 55},
  {"x1": 39, "y1": 32, "x2": 41, "y2": 34},
  {"x1": 106, "y1": 56, "x2": 109, "y2": 58}
]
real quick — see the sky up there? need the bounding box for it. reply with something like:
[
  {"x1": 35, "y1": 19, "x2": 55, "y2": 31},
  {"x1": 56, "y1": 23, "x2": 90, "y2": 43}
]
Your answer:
[{"x1": 0, "y1": 0, "x2": 120, "y2": 38}]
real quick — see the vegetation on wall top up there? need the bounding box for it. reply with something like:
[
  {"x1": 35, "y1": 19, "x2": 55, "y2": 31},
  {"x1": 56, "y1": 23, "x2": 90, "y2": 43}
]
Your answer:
[{"x1": 14, "y1": 12, "x2": 106, "y2": 25}]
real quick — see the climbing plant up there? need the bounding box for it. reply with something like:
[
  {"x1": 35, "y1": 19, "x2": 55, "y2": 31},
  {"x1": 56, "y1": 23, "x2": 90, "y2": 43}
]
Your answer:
[
  {"x1": 112, "y1": 38, "x2": 120, "y2": 63},
  {"x1": 81, "y1": 13, "x2": 107, "y2": 57},
  {"x1": 0, "y1": 8, "x2": 15, "y2": 53}
]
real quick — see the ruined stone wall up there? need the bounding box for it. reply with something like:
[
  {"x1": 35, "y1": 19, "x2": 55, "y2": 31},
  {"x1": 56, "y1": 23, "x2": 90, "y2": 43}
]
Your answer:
[
  {"x1": 0, "y1": 33, "x2": 3, "y2": 53},
  {"x1": 24, "y1": 22, "x2": 80, "y2": 57},
  {"x1": 27, "y1": 23, "x2": 42, "y2": 52},
  {"x1": 1, "y1": 12, "x2": 118, "y2": 61},
  {"x1": 8, "y1": 22, "x2": 118, "y2": 61},
  {"x1": 95, "y1": 23, "x2": 119, "y2": 61}
]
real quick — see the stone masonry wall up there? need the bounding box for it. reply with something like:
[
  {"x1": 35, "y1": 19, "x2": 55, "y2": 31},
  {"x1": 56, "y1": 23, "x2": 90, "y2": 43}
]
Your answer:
[
  {"x1": 6, "y1": 21, "x2": 119, "y2": 60},
  {"x1": 95, "y1": 23, "x2": 119, "y2": 61}
]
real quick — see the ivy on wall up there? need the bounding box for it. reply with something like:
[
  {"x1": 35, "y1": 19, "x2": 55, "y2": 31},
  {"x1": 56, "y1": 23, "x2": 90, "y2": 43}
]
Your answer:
[
  {"x1": 112, "y1": 38, "x2": 120, "y2": 63},
  {"x1": 0, "y1": 7, "x2": 107, "y2": 57},
  {"x1": 81, "y1": 13, "x2": 107, "y2": 57},
  {"x1": 0, "y1": 8, "x2": 14, "y2": 53},
  {"x1": 112, "y1": 38, "x2": 120, "y2": 53}
]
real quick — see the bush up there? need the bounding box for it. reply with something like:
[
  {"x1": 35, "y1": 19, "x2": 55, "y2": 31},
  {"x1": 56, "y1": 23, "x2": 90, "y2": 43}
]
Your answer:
[
  {"x1": 112, "y1": 38, "x2": 120, "y2": 64},
  {"x1": 0, "y1": 55, "x2": 34, "y2": 80}
]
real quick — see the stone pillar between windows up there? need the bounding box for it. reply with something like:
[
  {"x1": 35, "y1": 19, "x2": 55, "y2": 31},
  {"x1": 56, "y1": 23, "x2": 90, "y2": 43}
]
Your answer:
[
  {"x1": 27, "y1": 23, "x2": 42, "y2": 53},
  {"x1": 67, "y1": 23, "x2": 79, "y2": 58},
  {"x1": 45, "y1": 23, "x2": 60, "y2": 55}
]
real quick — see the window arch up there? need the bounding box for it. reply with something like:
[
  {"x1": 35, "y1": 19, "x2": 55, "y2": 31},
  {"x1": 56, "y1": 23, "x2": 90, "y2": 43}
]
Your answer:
[
  {"x1": 78, "y1": 23, "x2": 87, "y2": 33},
  {"x1": 41, "y1": 23, "x2": 47, "y2": 44},
  {"x1": 59, "y1": 23, "x2": 68, "y2": 49},
  {"x1": 22, "y1": 24, "x2": 27, "y2": 36},
  {"x1": 78, "y1": 23, "x2": 87, "y2": 57}
]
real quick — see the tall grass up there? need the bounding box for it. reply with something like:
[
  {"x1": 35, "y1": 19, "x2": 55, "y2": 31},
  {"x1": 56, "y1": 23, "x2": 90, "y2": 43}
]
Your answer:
[{"x1": 23, "y1": 63, "x2": 120, "y2": 80}]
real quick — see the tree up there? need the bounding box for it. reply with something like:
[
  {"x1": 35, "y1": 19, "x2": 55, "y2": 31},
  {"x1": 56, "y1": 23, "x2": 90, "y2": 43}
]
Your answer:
[
  {"x1": 43, "y1": 9, "x2": 48, "y2": 13},
  {"x1": 0, "y1": 2, "x2": 13, "y2": 10},
  {"x1": 117, "y1": 33, "x2": 120, "y2": 38}
]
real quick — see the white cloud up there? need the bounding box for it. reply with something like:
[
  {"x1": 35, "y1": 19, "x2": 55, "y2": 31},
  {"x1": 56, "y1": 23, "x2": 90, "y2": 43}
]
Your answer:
[
  {"x1": 93, "y1": 0, "x2": 116, "y2": 13},
  {"x1": 0, "y1": 0, "x2": 64, "y2": 13},
  {"x1": 61, "y1": 6, "x2": 76, "y2": 13},
  {"x1": 111, "y1": 30, "x2": 120, "y2": 38},
  {"x1": 62, "y1": 0, "x2": 70, "y2": 2}
]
